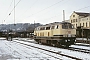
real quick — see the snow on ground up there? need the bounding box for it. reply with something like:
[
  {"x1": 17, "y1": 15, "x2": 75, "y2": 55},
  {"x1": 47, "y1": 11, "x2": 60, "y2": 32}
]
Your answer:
[
  {"x1": 0, "y1": 37, "x2": 6, "y2": 40},
  {"x1": 14, "y1": 38, "x2": 90, "y2": 50},
  {"x1": 0, "y1": 38, "x2": 73, "y2": 60},
  {"x1": 13, "y1": 38, "x2": 90, "y2": 60},
  {"x1": 70, "y1": 44, "x2": 90, "y2": 50},
  {"x1": 0, "y1": 37, "x2": 90, "y2": 60}
]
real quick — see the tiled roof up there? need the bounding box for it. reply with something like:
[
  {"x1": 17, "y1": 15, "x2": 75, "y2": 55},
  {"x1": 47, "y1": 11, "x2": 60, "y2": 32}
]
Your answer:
[{"x1": 74, "y1": 11, "x2": 90, "y2": 17}]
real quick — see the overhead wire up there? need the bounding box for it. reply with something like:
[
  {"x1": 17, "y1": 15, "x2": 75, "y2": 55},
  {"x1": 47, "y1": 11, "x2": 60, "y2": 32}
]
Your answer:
[
  {"x1": 2, "y1": 0, "x2": 67, "y2": 24},
  {"x1": 36, "y1": 0, "x2": 70, "y2": 19},
  {"x1": 3, "y1": 0, "x2": 13, "y2": 23},
  {"x1": 41, "y1": 5, "x2": 90, "y2": 22},
  {"x1": 16, "y1": 0, "x2": 38, "y2": 20},
  {"x1": 3, "y1": 0, "x2": 90, "y2": 24},
  {"x1": 20, "y1": 0, "x2": 65, "y2": 22},
  {"x1": 21, "y1": 0, "x2": 90, "y2": 24},
  {"x1": 10, "y1": 0, "x2": 22, "y2": 14},
  {"x1": 75, "y1": 6, "x2": 90, "y2": 11},
  {"x1": 67, "y1": 5, "x2": 90, "y2": 14},
  {"x1": 26, "y1": 0, "x2": 65, "y2": 18},
  {"x1": 38, "y1": 0, "x2": 90, "y2": 22},
  {"x1": 14, "y1": 0, "x2": 15, "y2": 25},
  {"x1": 4, "y1": 0, "x2": 22, "y2": 23}
]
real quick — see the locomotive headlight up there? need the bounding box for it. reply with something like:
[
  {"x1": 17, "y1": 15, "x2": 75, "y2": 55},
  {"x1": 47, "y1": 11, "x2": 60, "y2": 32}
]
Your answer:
[
  {"x1": 75, "y1": 40, "x2": 76, "y2": 42},
  {"x1": 68, "y1": 39, "x2": 70, "y2": 41},
  {"x1": 65, "y1": 40, "x2": 67, "y2": 42}
]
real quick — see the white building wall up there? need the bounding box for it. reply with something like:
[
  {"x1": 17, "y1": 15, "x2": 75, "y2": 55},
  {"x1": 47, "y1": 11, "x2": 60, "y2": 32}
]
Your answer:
[
  {"x1": 70, "y1": 12, "x2": 90, "y2": 29},
  {"x1": 70, "y1": 12, "x2": 79, "y2": 28}
]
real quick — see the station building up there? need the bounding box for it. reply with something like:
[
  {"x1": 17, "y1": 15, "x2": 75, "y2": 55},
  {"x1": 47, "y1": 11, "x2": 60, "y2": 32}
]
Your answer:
[
  {"x1": 69, "y1": 11, "x2": 90, "y2": 38},
  {"x1": 70, "y1": 11, "x2": 90, "y2": 28}
]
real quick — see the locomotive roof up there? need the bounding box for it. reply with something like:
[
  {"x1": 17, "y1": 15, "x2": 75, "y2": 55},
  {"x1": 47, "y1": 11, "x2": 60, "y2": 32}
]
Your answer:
[
  {"x1": 44, "y1": 22, "x2": 70, "y2": 25},
  {"x1": 37, "y1": 22, "x2": 70, "y2": 28}
]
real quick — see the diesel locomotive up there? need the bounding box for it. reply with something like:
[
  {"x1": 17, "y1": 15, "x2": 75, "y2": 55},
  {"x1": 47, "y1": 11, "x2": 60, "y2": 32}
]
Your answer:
[{"x1": 34, "y1": 22, "x2": 76, "y2": 47}]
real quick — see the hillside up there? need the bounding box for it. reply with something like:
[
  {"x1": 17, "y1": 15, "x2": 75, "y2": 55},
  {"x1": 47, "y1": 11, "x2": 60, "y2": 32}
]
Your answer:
[{"x1": 0, "y1": 23, "x2": 42, "y2": 32}]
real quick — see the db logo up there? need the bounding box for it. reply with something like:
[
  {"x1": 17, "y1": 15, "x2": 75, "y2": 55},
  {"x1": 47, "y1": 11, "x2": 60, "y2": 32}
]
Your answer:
[{"x1": 68, "y1": 31, "x2": 71, "y2": 34}]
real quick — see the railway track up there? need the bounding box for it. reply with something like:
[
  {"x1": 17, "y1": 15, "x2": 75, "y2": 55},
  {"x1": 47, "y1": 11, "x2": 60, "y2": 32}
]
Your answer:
[
  {"x1": 15, "y1": 39, "x2": 90, "y2": 54},
  {"x1": 4, "y1": 42, "x2": 24, "y2": 59},
  {"x1": 74, "y1": 43, "x2": 90, "y2": 47},
  {"x1": 13, "y1": 40, "x2": 82, "y2": 60},
  {"x1": 68, "y1": 47, "x2": 90, "y2": 54}
]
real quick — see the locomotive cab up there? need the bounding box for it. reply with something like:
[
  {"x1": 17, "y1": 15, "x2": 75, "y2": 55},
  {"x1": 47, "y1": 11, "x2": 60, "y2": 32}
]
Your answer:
[{"x1": 60, "y1": 22, "x2": 76, "y2": 47}]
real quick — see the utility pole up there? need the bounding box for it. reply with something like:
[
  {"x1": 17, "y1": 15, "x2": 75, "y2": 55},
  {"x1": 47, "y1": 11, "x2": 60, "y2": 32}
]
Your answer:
[
  {"x1": 14, "y1": 0, "x2": 16, "y2": 28},
  {"x1": 14, "y1": 0, "x2": 15, "y2": 25}
]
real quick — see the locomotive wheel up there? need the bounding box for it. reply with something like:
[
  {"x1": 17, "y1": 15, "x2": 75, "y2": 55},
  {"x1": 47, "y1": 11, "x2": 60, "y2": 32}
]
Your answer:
[
  {"x1": 52, "y1": 44, "x2": 55, "y2": 46},
  {"x1": 57, "y1": 44, "x2": 62, "y2": 48},
  {"x1": 64, "y1": 45, "x2": 69, "y2": 48},
  {"x1": 39, "y1": 40, "x2": 42, "y2": 44},
  {"x1": 47, "y1": 40, "x2": 51, "y2": 45}
]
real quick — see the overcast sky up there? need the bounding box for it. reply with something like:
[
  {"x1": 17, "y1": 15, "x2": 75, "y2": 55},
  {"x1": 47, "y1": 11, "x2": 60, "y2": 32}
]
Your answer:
[{"x1": 0, "y1": 0, "x2": 90, "y2": 24}]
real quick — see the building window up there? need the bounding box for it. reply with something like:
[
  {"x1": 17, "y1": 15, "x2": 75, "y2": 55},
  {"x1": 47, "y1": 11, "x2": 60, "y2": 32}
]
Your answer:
[
  {"x1": 83, "y1": 23, "x2": 84, "y2": 27},
  {"x1": 55, "y1": 25, "x2": 59, "y2": 29},
  {"x1": 73, "y1": 19, "x2": 75, "y2": 22},
  {"x1": 73, "y1": 15, "x2": 75, "y2": 17},
  {"x1": 51, "y1": 26, "x2": 55, "y2": 29},
  {"x1": 71, "y1": 20, "x2": 72, "y2": 23},
  {"x1": 40, "y1": 27, "x2": 45, "y2": 30},
  {"x1": 86, "y1": 22, "x2": 87, "y2": 27},
  {"x1": 76, "y1": 19, "x2": 77, "y2": 22},
  {"x1": 46, "y1": 26, "x2": 50, "y2": 30},
  {"x1": 76, "y1": 24, "x2": 77, "y2": 28}
]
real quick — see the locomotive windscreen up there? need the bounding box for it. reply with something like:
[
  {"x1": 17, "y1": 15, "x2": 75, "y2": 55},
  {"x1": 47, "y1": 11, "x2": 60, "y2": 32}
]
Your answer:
[{"x1": 62, "y1": 23, "x2": 74, "y2": 29}]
